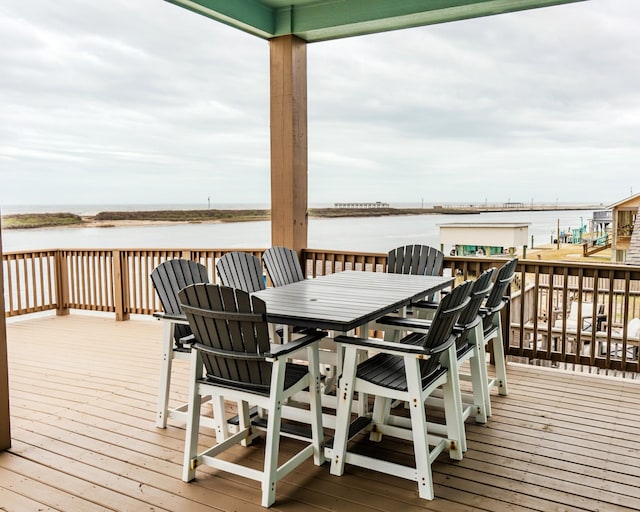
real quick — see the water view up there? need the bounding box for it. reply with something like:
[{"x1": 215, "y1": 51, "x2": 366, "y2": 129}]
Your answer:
[{"x1": 2, "y1": 207, "x2": 596, "y2": 253}]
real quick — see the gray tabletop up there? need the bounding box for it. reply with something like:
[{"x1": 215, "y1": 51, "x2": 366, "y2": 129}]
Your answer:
[{"x1": 252, "y1": 270, "x2": 453, "y2": 332}]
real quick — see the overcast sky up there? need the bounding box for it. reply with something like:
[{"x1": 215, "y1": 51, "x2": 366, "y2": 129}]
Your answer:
[{"x1": 1, "y1": 0, "x2": 638, "y2": 208}]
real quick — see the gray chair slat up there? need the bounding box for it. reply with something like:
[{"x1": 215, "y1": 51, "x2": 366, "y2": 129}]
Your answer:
[
  {"x1": 387, "y1": 244, "x2": 444, "y2": 276},
  {"x1": 482, "y1": 258, "x2": 518, "y2": 334},
  {"x1": 216, "y1": 252, "x2": 265, "y2": 293},
  {"x1": 263, "y1": 246, "x2": 305, "y2": 287},
  {"x1": 151, "y1": 259, "x2": 209, "y2": 345}
]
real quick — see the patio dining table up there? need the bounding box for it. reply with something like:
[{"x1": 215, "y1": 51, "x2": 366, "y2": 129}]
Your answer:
[{"x1": 252, "y1": 269, "x2": 454, "y2": 335}]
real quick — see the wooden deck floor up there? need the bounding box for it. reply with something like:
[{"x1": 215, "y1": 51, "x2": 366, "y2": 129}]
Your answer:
[{"x1": 2, "y1": 314, "x2": 640, "y2": 512}]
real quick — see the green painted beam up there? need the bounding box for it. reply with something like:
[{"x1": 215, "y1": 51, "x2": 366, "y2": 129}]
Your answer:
[
  {"x1": 285, "y1": 0, "x2": 589, "y2": 42},
  {"x1": 165, "y1": 0, "x2": 275, "y2": 39},
  {"x1": 166, "y1": 0, "x2": 588, "y2": 42}
]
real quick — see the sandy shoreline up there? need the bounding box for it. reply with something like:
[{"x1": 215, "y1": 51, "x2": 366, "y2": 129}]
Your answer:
[{"x1": 76, "y1": 218, "x2": 225, "y2": 229}]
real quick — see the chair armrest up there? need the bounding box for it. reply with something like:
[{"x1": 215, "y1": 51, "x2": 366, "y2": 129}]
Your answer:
[
  {"x1": 153, "y1": 311, "x2": 188, "y2": 323},
  {"x1": 334, "y1": 334, "x2": 449, "y2": 357},
  {"x1": 375, "y1": 315, "x2": 432, "y2": 333},
  {"x1": 411, "y1": 300, "x2": 439, "y2": 310},
  {"x1": 193, "y1": 343, "x2": 267, "y2": 361},
  {"x1": 480, "y1": 298, "x2": 508, "y2": 317},
  {"x1": 178, "y1": 334, "x2": 195, "y2": 345},
  {"x1": 267, "y1": 330, "x2": 328, "y2": 360}
]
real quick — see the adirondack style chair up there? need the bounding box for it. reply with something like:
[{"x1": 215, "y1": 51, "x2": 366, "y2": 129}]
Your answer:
[
  {"x1": 447, "y1": 267, "x2": 496, "y2": 426},
  {"x1": 262, "y1": 246, "x2": 305, "y2": 287},
  {"x1": 216, "y1": 251, "x2": 265, "y2": 293},
  {"x1": 150, "y1": 258, "x2": 210, "y2": 428},
  {"x1": 371, "y1": 267, "x2": 496, "y2": 437},
  {"x1": 478, "y1": 257, "x2": 518, "y2": 416},
  {"x1": 328, "y1": 280, "x2": 472, "y2": 501},
  {"x1": 178, "y1": 284, "x2": 326, "y2": 508}
]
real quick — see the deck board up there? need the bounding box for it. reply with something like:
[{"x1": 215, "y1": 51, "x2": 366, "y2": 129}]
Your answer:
[{"x1": 3, "y1": 314, "x2": 640, "y2": 512}]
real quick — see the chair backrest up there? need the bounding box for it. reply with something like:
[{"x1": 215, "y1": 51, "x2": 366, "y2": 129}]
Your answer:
[
  {"x1": 178, "y1": 284, "x2": 273, "y2": 394},
  {"x1": 151, "y1": 259, "x2": 209, "y2": 343},
  {"x1": 567, "y1": 301, "x2": 603, "y2": 321},
  {"x1": 454, "y1": 267, "x2": 496, "y2": 352},
  {"x1": 263, "y1": 246, "x2": 305, "y2": 287},
  {"x1": 216, "y1": 252, "x2": 265, "y2": 293},
  {"x1": 482, "y1": 258, "x2": 518, "y2": 332},
  {"x1": 387, "y1": 245, "x2": 444, "y2": 276},
  {"x1": 627, "y1": 318, "x2": 640, "y2": 339}
]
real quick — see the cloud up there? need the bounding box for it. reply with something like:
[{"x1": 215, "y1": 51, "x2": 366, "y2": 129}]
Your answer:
[{"x1": 1, "y1": 0, "x2": 638, "y2": 207}]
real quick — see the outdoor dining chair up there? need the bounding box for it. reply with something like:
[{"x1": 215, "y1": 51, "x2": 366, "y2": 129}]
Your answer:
[
  {"x1": 262, "y1": 246, "x2": 305, "y2": 287},
  {"x1": 371, "y1": 267, "x2": 496, "y2": 445},
  {"x1": 328, "y1": 280, "x2": 472, "y2": 501},
  {"x1": 150, "y1": 258, "x2": 211, "y2": 429},
  {"x1": 478, "y1": 257, "x2": 518, "y2": 416},
  {"x1": 178, "y1": 283, "x2": 326, "y2": 508}
]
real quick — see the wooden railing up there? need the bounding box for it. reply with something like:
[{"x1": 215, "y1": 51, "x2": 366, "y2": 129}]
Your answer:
[{"x1": 3, "y1": 248, "x2": 640, "y2": 373}]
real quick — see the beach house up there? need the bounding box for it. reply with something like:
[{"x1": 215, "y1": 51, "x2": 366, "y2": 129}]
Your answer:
[
  {"x1": 609, "y1": 192, "x2": 640, "y2": 262},
  {"x1": 2, "y1": 1, "x2": 640, "y2": 510}
]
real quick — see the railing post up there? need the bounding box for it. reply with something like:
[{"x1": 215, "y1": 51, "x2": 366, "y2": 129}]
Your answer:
[
  {"x1": 54, "y1": 250, "x2": 70, "y2": 316},
  {"x1": 0, "y1": 221, "x2": 11, "y2": 450},
  {"x1": 113, "y1": 250, "x2": 130, "y2": 321}
]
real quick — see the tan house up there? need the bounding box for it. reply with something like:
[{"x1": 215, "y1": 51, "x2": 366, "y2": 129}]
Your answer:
[{"x1": 609, "y1": 193, "x2": 640, "y2": 262}]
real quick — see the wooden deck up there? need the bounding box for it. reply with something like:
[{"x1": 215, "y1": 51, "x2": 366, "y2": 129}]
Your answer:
[{"x1": 3, "y1": 314, "x2": 640, "y2": 512}]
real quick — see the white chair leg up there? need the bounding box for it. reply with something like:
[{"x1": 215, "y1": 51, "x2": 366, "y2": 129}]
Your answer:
[
  {"x1": 238, "y1": 400, "x2": 254, "y2": 447},
  {"x1": 476, "y1": 331, "x2": 493, "y2": 418},
  {"x1": 441, "y1": 345, "x2": 465, "y2": 459},
  {"x1": 369, "y1": 396, "x2": 391, "y2": 442},
  {"x1": 469, "y1": 324, "x2": 489, "y2": 423},
  {"x1": 306, "y1": 344, "x2": 326, "y2": 466},
  {"x1": 262, "y1": 359, "x2": 287, "y2": 508},
  {"x1": 157, "y1": 321, "x2": 175, "y2": 428},
  {"x1": 330, "y1": 346, "x2": 359, "y2": 477},
  {"x1": 492, "y1": 319, "x2": 509, "y2": 396},
  {"x1": 405, "y1": 358, "x2": 435, "y2": 500},
  {"x1": 212, "y1": 395, "x2": 228, "y2": 441},
  {"x1": 183, "y1": 349, "x2": 203, "y2": 482}
]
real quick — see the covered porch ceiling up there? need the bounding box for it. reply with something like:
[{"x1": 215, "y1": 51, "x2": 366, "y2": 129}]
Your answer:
[{"x1": 166, "y1": 0, "x2": 587, "y2": 42}]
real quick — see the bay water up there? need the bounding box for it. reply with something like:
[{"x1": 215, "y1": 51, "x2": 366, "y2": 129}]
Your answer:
[{"x1": 2, "y1": 206, "x2": 597, "y2": 254}]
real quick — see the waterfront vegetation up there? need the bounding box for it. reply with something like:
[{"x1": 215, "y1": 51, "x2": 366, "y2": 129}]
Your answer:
[{"x1": 1, "y1": 212, "x2": 84, "y2": 229}]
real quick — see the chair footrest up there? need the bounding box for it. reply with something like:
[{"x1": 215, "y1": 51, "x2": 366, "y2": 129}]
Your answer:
[
  {"x1": 226, "y1": 405, "x2": 260, "y2": 426},
  {"x1": 325, "y1": 416, "x2": 372, "y2": 449},
  {"x1": 250, "y1": 416, "x2": 314, "y2": 439}
]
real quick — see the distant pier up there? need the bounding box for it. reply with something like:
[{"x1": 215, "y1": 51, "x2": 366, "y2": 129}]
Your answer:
[{"x1": 334, "y1": 201, "x2": 390, "y2": 209}]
